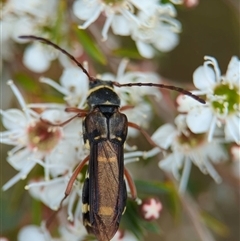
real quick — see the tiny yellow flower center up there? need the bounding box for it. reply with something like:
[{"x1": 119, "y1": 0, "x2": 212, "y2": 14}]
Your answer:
[
  {"x1": 177, "y1": 129, "x2": 206, "y2": 151},
  {"x1": 27, "y1": 121, "x2": 62, "y2": 153},
  {"x1": 211, "y1": 82, "x2": 240, "y2": 116}
]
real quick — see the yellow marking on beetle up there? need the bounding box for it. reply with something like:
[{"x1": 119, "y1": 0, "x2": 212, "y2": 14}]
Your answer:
[
  {"x1": 83, "y1": 220, "x2": 92, "y2": 227},
  {"x1": 87, "y1": 85, "x2": 114, "y2": 96},
  {"x1": 110, "y1": 135, "x2": 122, "y2": 141},
  {"x1": 84, "y1": 139, "x2": 90, "y2": 149},
  {"x1": 99, "y1": 206, "x2": 114, "y2": 216},
  {"x1": 122, "y1": 206, "x2": 126, "y2": 215},
  {"x1": 85, "y1": 171, "x2": 89, "y2": 178},
  {"x1": 82, "y1": 203, "x2": 90, "y2": 213},
  {"x1": 98, "y1": 156, "x2": 117, "y2": 162},
  {"x1": 102, "y1": 100, "x2": 112, "y2": 105},
  {"x1": 94, "y1": 134, "x2": 107, "y2": 140}
]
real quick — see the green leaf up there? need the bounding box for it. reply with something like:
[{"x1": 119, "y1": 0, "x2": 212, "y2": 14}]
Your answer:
[
  {"x1": 134, "y1": 180, "x2": 182, "y2": 218},
  {"x1": 141, "y1": 221, "x2": 161, "y2": 234},
  {"x1": 135, "y1": 180, "x2": 171, "y2": 196},
  {"x1": 201, "y1": 212, "x2": 230, "y2": 237},
  {"x1": 164, "y1": 182, "x2": 181, "y2": 218},
  {"x1": 122, "y1": 200, "x2": 145, "y2": 240},
  {"x1": 51, "y1": 0, "x2": 66, "y2": 43},
  {"x1": 112, "y1": 48, "x2": 142, "y2": 59},
  {"x1": 32, "y1": 199, "x2": 42, "y2": 225},
  {"x1": 74, "y1": 28, "x2": 107, "y2": 65},
  {"x1": 122, "y1": 200, "x2": 161, "y2": 240},
  {"x1": 42, "y1": 0, "x2": 67, "y2": 43},
  {"x1": 14, "y1": 73, "x2": 40, "y2": 93}
]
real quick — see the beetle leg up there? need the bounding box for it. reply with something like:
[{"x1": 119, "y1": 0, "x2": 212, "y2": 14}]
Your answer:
[
  {"x1": 41, "y1": 112, "x2": 87, "y2": 127},
  {"x1": 127, "y1": 122, "x2": 159, "y2": 147},
  {"x1": 124, "y1": 168, "x2": 137, "y2": 200},
  {"x1": 65, "y1": 107, "x2": 88, "y2": 113},
  {"x1": 63, "y1": 155, "x2": 89, "y2": 197},
  {"x1": 119, "y1": 105, "x2": 135, "y2": 112},
  {"x1": 128, "y1": 122, "x2": 166, "y2": 152},
  {"x1": 46, "y1": 155, "x2": 89, "y2": 228}
]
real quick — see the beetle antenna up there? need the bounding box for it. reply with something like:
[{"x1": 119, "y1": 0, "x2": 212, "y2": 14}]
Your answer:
[
  {"x1": 113, "y1": 81, "x2": 206, "y2": 104},
  {"x1": 19, "y1": 36, "x2": 205, "y2": 104},
  {"x1": 19, "y1": 35, "x2": 94, "y2": 81}
]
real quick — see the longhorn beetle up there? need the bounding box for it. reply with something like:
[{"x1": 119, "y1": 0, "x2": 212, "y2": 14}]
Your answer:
[{"x1": 19, "y1": 35, "x2": 205, "y2": 241}]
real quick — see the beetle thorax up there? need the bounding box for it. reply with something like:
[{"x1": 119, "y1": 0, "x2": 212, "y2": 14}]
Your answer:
[{"x1": 87, "y1": 80, "x2": 121, "y2": 109}]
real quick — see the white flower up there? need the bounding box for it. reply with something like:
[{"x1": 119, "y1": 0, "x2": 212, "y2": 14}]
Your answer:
[
  {"x1": 73, "y1": 0, "x2": 181, "y2": 57},
  {"x1": 178, "y1": 56, "x2": 240, "y2": 144},
  {"x1": 140, "y1": 197, "x2": 162, "y2": 220},
  {"x1": 40, "y1": 66, "x2": 89, "y2": 108},
  {"x1": 27, "y1": 178, "x2": 68, "y2": 210},
  {"x1": 123, "y1": 102, "x2": 153, "y2": 137},
  {"x1": 17, "y1": 222, "x2": 87, "y2": 241},
  {"x1": 151, "y1": 115, "x2": 227, "y2": 192},
  {"x1": 3, "y1": 0, "x2": 58, "y2": 19},
  {"x1": 58, "y1": 220, "x2": 88, "y2": 241},
  {"x1": 26, "y1": 174, "x2": 83, "y2": 222},
  {"x1": 131, "y1": 5, "x2": 181, "y2": 58},
  {"x1": 23, "y1": 42, "x2": 58, "y2": 73},
  {"x1": 73, "y1": 0, "x2": 158, "y2": 41},
  {"x1": 18, "y1": 225, "x2": 52, "y2": 241},
  {"x1": 1, "y1": 81, "x2": 82, "y2": 190},
  {"x1": 111, "y1": 60, "x2": 162, "y2": 102},
  {"x1": 1, "y1": 0, "x2": 68, "y2": 72}
]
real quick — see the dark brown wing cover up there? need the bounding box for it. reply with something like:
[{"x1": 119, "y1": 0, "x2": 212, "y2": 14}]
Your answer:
[{"x1": 82, "y1": 108, "x2": 128, "y2": 241}]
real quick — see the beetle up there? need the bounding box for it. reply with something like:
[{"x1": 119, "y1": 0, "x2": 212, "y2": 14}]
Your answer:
[{"x1": 19, "y1": 35, "x2": 205, "y2": 241}]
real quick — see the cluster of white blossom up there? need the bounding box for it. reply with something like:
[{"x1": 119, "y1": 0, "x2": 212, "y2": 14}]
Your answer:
[
  {"x1": 73, "y1": 0, "x2": 182, "y2": 58},
  {"x1": 1, "y1": 0, "x2": 62, "y2": 72},
  {"x1": 1, "y1": 0, "x2": 182, "y2": 73},
  {"x1": 144, "y1": 56, "x2": 240, "y2": 192}
]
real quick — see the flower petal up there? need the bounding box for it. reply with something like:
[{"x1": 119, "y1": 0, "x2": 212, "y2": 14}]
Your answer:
[
  {"x1": 112, "y1": 15, "x2": 131, "y2": 36},
  {"x1": 152, "y1": 123, "x2": 175, "y2": 149},
  {"x1": 177, "y1": 94, "x2": 201, "y2": 112},
  {"x1": 60, "y1": 67, "x2": 88, "y2": 94},
  {"x1": 28, "y1": 178, "x2": 66, "y2": 209},
  {"x1": 7, "y1": 148, "x2": 32, "y2": 170},
  {"x1": 186, "y1": 106, "x2": 213, "y2": 133},
  {"x1": 154, "y1": 29, "x2": 179, "y2": 52},
  {"x1": 18, "y1": 225, "x2": 46, "y2": 241},
  {"x1": 48, "y1": 141, "x2": 77, "y2": 177},
  {"x1": 225, "y1": 115, "x2": 240, "y2": 144},
  {"x1": 23, "y1": 43, "x2": 51, "y2": 73},
  {"x1": 193, "y1": 65, "x2": 216, "y2": 90},
  {"x1": 73, "y1": 0, "x2": 99, "y2": 20},
  {"x1": 1, "y1": 109, "x2": 27, "y2": 129},
  {"x1": 225, "y1": 56, "x2": 240, "y2": 84},
  {"x1": 41, "y1": 109, "x2": 69, "y2": 123},
  {"x1": 131, "y1": 0, "x2": 158, "y2": 11},
  {"x1": 136, "y1": 40, "x2": 155, "y2": 58},
  {"x1": 11, "y1": 17, "x2": 35, "y2": 43}
]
